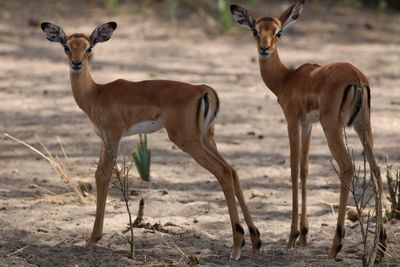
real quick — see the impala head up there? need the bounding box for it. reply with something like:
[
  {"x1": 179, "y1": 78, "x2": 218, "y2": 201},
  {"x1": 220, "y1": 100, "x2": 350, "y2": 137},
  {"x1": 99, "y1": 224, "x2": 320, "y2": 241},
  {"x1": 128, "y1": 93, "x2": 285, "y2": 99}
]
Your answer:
[
  {"x1": 41, "y1": 22, "x2": 117, "y2": 73},
  {"x1": 230, "y1": 1, "x2": 304, "y2": 58}
]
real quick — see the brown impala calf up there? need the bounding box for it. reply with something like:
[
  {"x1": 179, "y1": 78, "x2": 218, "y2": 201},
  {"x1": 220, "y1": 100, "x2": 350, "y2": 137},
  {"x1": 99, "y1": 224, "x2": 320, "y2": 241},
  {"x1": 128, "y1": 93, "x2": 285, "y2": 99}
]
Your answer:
[
  {"x1": 40, "y1": 22, "x2": 261, "y2": 260},
  {"x1": 231, "y1": 1, "x2": 386, "y2": 259}
]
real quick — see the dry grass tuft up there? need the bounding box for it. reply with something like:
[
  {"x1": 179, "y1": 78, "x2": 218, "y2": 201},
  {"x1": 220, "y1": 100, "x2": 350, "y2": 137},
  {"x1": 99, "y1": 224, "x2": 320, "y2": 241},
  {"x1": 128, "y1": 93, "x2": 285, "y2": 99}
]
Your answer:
[{"x1": 1, "y1": 133, "x2": 87, "y2": 204}]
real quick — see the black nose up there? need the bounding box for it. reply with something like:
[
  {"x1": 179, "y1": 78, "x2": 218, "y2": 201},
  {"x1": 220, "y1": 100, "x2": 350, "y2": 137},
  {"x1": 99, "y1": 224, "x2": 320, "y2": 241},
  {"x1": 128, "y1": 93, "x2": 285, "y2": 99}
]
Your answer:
[
  {"x1": 259, "y1": 47, "x2": 270, "y2": 56},
  {"x1": 71, "y1": 61, "x2": 82, "y2": 70}
]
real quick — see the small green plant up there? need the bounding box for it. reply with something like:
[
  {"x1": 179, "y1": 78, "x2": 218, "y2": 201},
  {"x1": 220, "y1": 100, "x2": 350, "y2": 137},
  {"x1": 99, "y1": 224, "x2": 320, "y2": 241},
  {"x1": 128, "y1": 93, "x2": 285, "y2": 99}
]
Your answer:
[
  {"x1": 133, "y1": 134, "x2": 151, "y2": 181},
  {"x1": 217, "y1": 0, "x2": 233, "y2": 31},
  {"x1": 165, "y1": 0, "x2": 178, "y2": 22},
  {"x1": 105, "y1": 0, "x2": 118, "y2": 10}
]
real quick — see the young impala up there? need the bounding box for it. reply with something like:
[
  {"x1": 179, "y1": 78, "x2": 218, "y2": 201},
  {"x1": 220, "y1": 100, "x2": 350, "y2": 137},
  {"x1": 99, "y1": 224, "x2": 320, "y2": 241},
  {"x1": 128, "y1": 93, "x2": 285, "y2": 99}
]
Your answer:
[
  {"x1": 231, "y1": 0, "x2": 386, "y2": 259},
  {"x1": 41, "y1": 22, "x2": 261, "y2": 260}
]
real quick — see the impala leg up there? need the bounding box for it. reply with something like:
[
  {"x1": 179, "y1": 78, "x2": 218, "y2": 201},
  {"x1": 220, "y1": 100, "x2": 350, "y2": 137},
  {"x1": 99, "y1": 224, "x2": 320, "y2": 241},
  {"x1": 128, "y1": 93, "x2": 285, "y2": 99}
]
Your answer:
[
  {"x1": 322, "y1": 126, "x2": 352, "y2": 259},
  {"x1": 231, "y1": 169, "x2": 262, "y2": 254},
  {"x1": 87, "y1": 138, "x2": 119, "y2": 246},
  {"x1": 172, "y1": 137, "x2": 244, "y2": 260},
  {"x1": 205, "y1": 127, "x2": 261, "y2": 254},
  {"x1": 353, "y1": 113, "x2": 386, "y2": 258},
  {"x1": 299, "y1": 122, "x2": 312, "y2": 246},
  {"x1": 287, "y1": 123, "x2": 301, "y2": 249}
]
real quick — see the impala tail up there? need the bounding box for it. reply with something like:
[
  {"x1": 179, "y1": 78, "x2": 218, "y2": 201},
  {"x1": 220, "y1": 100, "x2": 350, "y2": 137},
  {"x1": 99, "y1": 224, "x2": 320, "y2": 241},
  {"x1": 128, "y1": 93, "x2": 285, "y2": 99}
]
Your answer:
[
  {"x1": 198, "y1": 86, "x2": 220, "y2": 131},
  {"x1": 340, "y1": 84, "x2": 371, "y2": 127}
]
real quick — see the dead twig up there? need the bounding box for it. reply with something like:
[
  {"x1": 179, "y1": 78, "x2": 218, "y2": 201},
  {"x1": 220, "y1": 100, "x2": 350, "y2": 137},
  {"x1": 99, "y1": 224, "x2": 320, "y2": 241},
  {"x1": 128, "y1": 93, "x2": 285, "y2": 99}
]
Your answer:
[
  {"x1": 330, "y1": 124, "x2": 381, "y2": 266},
  {"x1": 112, "y1": 156, "x2": 135, "y2": 259},
  {"x1": 6, "y1": 245, "x2": 30, "y2": 257},
  {"x1": 320, "y1": 200, "x2": 337, "y2": 216}
]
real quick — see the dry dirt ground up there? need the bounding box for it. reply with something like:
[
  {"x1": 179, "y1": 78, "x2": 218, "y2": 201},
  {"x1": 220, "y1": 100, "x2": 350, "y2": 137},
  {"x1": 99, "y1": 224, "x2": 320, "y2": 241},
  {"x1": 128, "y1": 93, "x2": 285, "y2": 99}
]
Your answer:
[{"x1": 0, "y1": 1, "x2": 400, "y2": 266}]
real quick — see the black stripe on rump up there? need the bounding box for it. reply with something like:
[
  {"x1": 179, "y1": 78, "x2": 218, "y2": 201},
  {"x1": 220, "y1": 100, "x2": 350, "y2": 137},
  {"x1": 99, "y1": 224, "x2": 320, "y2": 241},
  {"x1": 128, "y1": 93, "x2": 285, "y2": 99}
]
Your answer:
[
  {"x1": 339, "y1": 84, "x2": 353, "y2": 116},
  {"x1": 203, "y1": 93, "x2": 209, "y2": 119},
  {"x1": 200, "y1": 85, "x2": 219, "y2": 118},
  {"x1": 214, "y1": 91, "x2": 220, "y2": 117},
  {"x1": 196, "y1": 93, "x2": 210, "y2": 130},
  {"x1": 196, "y1": 96, "x2": 202, "y2": 130},
  {"x1": 347, "y1": 87, "x2": 363, "y2": 127}
]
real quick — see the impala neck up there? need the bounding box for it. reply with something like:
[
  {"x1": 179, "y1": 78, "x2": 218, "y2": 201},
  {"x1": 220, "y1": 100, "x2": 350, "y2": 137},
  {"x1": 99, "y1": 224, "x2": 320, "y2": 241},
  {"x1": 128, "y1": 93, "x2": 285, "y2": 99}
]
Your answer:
[
  {"x1": 259, "y1": 48, "x2": 290, "y2": 97},
  {"x1": 70, "y1": 61, "x2": 95, "y2": 114}
]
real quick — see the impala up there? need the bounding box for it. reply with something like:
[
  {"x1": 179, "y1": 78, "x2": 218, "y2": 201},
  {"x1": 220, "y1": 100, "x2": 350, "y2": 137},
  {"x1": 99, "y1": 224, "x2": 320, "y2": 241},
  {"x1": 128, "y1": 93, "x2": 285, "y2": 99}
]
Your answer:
[
  {"x1": 40, "y1": 22, "x2": 261, "y2": 260},
  {"x1": 231, "y1": 0, "x2": 386, "y2": 259}
]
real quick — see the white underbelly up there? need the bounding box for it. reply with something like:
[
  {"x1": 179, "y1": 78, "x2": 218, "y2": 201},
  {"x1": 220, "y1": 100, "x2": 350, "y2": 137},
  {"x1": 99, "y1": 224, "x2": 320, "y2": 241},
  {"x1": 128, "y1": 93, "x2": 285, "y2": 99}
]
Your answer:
[
  {"x1": 125, "y1": 120, "x2": 164, "y2": 136},
  {"x1": 305, "y1": 110, "x2": 320, "y2": 124}
]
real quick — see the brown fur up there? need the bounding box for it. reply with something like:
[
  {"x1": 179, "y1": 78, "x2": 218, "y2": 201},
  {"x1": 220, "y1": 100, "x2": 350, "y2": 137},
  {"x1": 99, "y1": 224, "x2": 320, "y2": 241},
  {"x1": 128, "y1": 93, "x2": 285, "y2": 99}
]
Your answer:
[
  {"x1": 42, "y1": 24, "x2": 261, "y2": 261},
  {"x1": 232, "y1": 1, "x2": 386, "y2": 259}
]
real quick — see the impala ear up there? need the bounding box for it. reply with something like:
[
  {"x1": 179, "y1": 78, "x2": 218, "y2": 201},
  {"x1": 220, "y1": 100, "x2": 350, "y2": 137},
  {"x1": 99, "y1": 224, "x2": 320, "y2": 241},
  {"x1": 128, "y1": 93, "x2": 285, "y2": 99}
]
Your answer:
[
  {"x1": 230, "y1": 4, "x2": 258, "y2": 36},
  {"x1": 90, "y1": 22, "x2": 117, "y2": 46},
  {"x1": 279, "y1": 0, "x2": 305, "y2": 32},
  {"x1": 41, "y1": 22, "x2": 66, "y2": 44}
]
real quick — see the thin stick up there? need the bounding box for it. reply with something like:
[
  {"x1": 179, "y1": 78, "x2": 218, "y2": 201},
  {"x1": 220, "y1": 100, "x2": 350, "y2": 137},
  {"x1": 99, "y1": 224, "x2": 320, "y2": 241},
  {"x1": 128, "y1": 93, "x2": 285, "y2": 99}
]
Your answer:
[
  {"x1": 29, "y1": 183, "x2": 57, "y2": 196},
  {"x1": 6, "y1": 245, "x2": 30, "y2": 257},
  {"x1": 166, "y1": 241, "x2": 187, "y2": 257},
  {"x1": 320, "y1": 201, "x2": 337, "y2": 217},
  {"x1": 57, "y1": 136, "x2": 69, "y2": 162},
  {"x1": 4, "y1": 133, "x2": 48, "y2": 160}
]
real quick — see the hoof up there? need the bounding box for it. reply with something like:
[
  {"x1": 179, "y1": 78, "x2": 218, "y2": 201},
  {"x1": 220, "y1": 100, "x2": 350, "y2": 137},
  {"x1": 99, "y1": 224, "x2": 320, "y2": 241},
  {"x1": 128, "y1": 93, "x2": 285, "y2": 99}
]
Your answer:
[
  {"x1": 287, "y1": 242, "x2": 295, "y2": 249},
  {"x1": 252, "y1": 239, "x2": 262, "y2": 254},
  {"x1": 230, "y1": 252, "x2": 240, "y2": 261},
  {"x1": 86, "y1": 235, "x2": 101, "y2": 247},
  {"x1": 85, "y1": 241, "x2": 96, "y2": 248},
  {"x1": 299, "y1": 236, "x2": 308, "y2": 247},
  {"x1": 287, "y1": 231, "x2": 300, "y2": 249},
  {"x1": 230, "y1": 246, "x2": 241, "y2": 261},
  {"x1": 327, "y1": 252, "x2": 336, "y2": 260},
  {"x1": 327, "y1": 244, "x2": 342, "y2": 259},
  {"x1": 249, "y1": 226, "x2": 261, "y2": 254}
]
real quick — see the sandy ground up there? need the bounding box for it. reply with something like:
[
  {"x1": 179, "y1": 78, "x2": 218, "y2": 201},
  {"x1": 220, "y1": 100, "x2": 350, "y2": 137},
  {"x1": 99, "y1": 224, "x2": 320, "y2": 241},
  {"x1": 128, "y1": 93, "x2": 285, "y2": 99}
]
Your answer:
[{"x1": 0, "y1": 1, "x2": 400, "y2": 266}]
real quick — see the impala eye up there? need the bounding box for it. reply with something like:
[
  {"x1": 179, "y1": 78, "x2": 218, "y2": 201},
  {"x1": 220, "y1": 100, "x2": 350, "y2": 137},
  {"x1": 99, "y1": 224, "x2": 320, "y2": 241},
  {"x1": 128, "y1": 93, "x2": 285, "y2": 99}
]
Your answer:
[
  {"x1": 252, "y1": 26, "x2": 259, "y2": 38},
  {"x1": 86, "y1": 46, "x2": 93, "y2": 54},
  {"x1": 276, "y1": 30, "x2": 282, "y2": 39},
  {"x1": 63, "y1": 44, "x2": 70, "y2": 53}
]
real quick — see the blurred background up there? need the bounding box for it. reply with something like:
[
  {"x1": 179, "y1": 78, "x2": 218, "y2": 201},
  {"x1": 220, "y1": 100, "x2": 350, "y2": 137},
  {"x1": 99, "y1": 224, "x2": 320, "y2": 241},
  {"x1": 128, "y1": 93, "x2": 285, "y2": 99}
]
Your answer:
[
  {"x1": 1, "y1": 0, "x2": 400, "y2": 33},
  {"x1": 0, "y1": 0, "x2": 399, "y2": 266}
]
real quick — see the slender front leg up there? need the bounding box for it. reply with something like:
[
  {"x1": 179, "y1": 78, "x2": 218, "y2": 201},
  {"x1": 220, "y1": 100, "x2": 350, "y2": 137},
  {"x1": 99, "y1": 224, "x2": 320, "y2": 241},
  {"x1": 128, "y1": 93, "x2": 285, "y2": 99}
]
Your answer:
[
  {"x1": 87, "y1": 138, "x2": 120, "y2": 246},
  {"x1": 299, "y1": 122, "x2": 312, "y2": 246},
  {"x1": 287, "y1": 122, "x2": 301, "y2": 249}
]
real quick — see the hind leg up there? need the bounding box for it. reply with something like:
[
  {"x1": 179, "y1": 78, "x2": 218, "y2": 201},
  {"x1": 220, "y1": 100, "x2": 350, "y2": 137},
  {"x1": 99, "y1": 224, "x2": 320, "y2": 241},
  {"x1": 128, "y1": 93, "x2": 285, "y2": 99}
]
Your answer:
[
  {"x1": 320, "y1": 120, "x2": 353, "y2": 259},
  {"x1": 169, "y1": 132, "x2": 245, "y2": 260},
  {"x1": 353, "y1": 111, "x2": 386, "y2": 258},
  {"x1": 205, "y1": 126, "x2": 261, "y2": 254}
]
